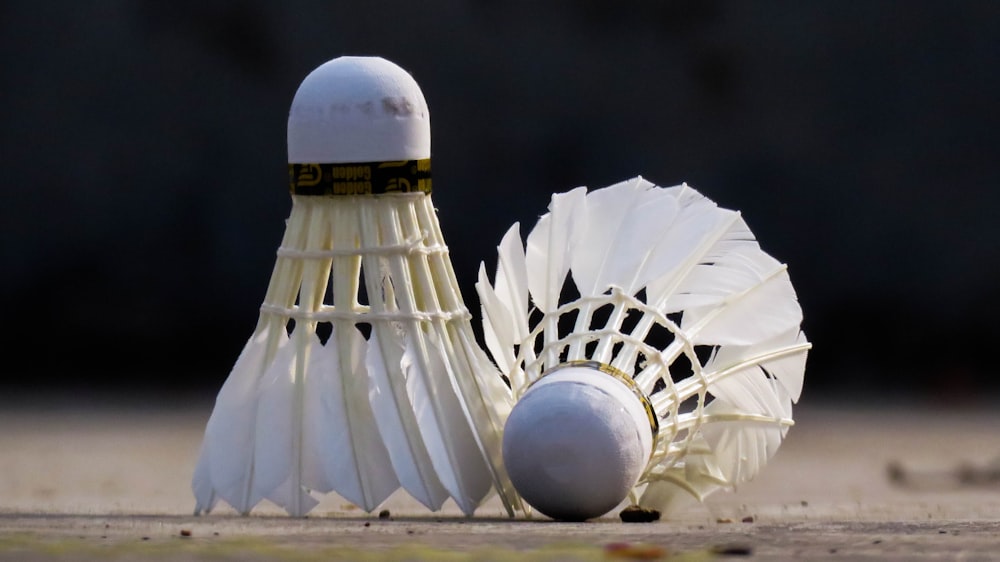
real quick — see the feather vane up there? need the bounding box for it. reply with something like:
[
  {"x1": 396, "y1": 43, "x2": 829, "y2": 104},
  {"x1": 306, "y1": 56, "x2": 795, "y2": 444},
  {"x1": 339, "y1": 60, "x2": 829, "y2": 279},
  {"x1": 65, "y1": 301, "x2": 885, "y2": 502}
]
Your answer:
[
  {"x1": 306, "y1": 327, "x2": 399, "y2": 511},
  {"x1": 366, "y1": 328, "x2": 450, "y2": 511}
]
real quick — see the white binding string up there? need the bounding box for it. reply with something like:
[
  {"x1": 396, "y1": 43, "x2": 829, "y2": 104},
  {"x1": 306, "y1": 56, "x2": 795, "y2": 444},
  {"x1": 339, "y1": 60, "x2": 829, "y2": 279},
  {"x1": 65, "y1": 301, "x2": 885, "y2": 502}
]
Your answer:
[
  {"x1": 266, "y1": 227, "x2": 464, "y2": 320},
  {"x1": 259, "y1": 303, "x2": 472, "y2": 323},
  {"x1": 275, "y1": 232, "x2": 448, "y2": 259}
]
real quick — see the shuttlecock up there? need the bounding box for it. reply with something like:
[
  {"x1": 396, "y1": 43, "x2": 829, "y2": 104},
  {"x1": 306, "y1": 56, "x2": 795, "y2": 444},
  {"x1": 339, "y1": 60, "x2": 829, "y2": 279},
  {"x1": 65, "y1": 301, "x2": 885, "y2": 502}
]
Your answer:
[
  {"x1": 192, "y1": 56, "x2": 520, "y2": 518},
  {"x1": 477, "y1": 177, "x2": 810, "y2": 521}
]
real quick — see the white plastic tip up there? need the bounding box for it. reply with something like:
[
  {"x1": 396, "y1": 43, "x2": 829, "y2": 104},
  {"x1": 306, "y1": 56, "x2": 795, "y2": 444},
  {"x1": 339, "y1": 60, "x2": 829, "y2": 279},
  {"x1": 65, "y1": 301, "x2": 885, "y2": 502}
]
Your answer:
[
  {"x1": 502, "y1": 365, "x2": 654, "y2": 521},
  {"x1": 287, "y1": 56, "x2": 430, "y2": 163}
]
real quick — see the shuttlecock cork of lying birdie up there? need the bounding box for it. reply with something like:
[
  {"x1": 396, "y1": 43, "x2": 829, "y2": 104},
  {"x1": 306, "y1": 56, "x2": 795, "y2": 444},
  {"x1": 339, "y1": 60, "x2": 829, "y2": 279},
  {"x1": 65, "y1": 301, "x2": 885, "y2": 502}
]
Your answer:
[
  {"x1": 192, "y1": 56, "x2": 521, "y2": 518},
  {"x1": 478, "y1": 178, "x2": 810, "y2": 521}
]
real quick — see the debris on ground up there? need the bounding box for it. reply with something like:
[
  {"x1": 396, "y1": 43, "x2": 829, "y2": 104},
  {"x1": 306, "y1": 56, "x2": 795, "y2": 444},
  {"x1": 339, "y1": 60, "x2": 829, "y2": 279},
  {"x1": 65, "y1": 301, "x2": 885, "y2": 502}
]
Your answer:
[{"x1": 618, "y1": 505, "x2": 661, "y2": 523}]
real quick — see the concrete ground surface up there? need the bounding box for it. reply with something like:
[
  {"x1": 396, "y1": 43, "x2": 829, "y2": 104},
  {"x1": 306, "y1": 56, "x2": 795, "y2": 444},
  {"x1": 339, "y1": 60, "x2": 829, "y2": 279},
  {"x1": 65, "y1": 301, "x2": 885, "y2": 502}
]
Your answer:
[{"x1": 1, "y1": 392, "x2": 998, "y2": 561}]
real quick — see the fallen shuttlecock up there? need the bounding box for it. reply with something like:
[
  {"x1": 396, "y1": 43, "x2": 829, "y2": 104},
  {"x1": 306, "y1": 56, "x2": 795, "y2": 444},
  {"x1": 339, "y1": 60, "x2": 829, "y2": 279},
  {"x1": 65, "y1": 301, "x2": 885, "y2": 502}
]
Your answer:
[
  {"x1": 478, "y1": 177, "x2": 809, "y2": 521},
  {"x1": 192, "y1": 56, "x2": 520, "y2": 517}
]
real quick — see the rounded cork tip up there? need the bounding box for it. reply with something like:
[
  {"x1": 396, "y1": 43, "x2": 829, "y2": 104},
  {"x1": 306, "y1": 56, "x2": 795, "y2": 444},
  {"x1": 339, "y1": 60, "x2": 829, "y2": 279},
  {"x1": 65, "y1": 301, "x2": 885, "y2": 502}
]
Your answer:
[
  {"x1": 502, "y1": 365, "x2": 653, "y2": 521},
  {"x1": 287, "y1": 56, "x2": 430, "y2": 164}
]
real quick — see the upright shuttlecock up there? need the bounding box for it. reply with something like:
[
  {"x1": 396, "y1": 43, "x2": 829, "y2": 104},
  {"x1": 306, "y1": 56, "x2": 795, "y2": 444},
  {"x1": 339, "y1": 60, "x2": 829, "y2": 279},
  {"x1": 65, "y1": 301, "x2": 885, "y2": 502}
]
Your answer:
[
  {"x1": 192, "y1": 56, "x2": 519, "y2": 517},
  {"x1": 477, "y1": 177, "x2": 810, "y2": 521}
]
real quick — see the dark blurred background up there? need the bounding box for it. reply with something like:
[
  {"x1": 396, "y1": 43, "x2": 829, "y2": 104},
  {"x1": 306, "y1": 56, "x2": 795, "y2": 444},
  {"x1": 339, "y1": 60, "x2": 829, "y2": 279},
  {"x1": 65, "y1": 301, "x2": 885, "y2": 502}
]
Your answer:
[{"x1": 2, "y1": 1, "x2": 997, "y2": 402}]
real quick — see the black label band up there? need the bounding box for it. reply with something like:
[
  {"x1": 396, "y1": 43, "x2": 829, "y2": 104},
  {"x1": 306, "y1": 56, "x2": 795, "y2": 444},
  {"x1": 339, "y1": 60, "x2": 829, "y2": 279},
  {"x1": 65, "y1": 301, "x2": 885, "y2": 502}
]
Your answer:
[{"x1": 288, "y1": 159, "x2": 431, "y2": 195}]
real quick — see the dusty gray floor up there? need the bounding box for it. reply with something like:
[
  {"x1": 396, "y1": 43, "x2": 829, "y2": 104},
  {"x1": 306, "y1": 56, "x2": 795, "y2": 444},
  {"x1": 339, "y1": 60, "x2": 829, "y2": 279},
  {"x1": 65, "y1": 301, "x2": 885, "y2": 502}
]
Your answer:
[{"x1": 1, "y1": 393, "x2": 999, "y2": 560}]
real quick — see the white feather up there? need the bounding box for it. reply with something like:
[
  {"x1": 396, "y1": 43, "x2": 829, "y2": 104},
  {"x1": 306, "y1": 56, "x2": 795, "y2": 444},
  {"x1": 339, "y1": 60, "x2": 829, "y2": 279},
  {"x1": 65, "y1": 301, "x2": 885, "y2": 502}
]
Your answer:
[
  {"x1": 597, "y1": 185, "x2": 736, "y2": 371},
  {"x1": 375, "y1": 195, "x2": 499, "y2": 514},
  {"x1": 698, "y1": 328, "x2": 809, "y2": 405},
  {"x1": 192, "y1": 197, "x2": 310, "y2": 516},
  {"x1": 366, "y1": 327, "x2": 450, "y2": 511},
  {"x1": 758, "y1": 330, "x2": 809, "y2": 403},
  {"x1": 640, "y1": 327, "x2": 809, "y2": 508},
  {"x1": 493, "y1": 223, "x2": 531, "y2": 340},
  {"x1": 641, "y1": 437, "x2": 728, "y2": 506},
  {"x1": 262, "y1": 476, "x2": 319, "y2": 516},
  {"x1": 672, "y1": 249, "x2": 802, "y2": 346},
  {"x1": 523, "y1": 186, "x2": 589, "y2": 371},
  {"x1": 451, "y1": 327, "x2": 524, "y2": 516},
  {"x1": 569, "y1": 177, "x2": 670, "y2": 296},
  {"x1": 407, "y1": 194, "x2": 521, "y2": 515},
  {"x1": 476, "y1": 261, "x2": 518, "y2": 378},
  {"x1": 525, "y1": 186, "x2": 588, "y2": 313},
  {"x1": 194, "y1": 325, "x2": 284, "y2": 515},
  {"x1": 402, "y1": 328, "x2": 493, "y2": 515},
  {"x1": 564, "y1": 177, "x2": 681, "y2": 361},
  {"x1": 243, "y1": 198, "x2": 337, "y2": 517},
  {"x1": 306, "y1": 326, "x2": 399, "y2": 512},
  {"x1": 631, "y1": 185, "x2": 728, "y2": 288},
  {"x1": 250, "y1": 332, "x2": 318, "y2": 515},
  {"x1": 698, "y1": 398, "x2": 788, "y2": 487},
  {"x1": 190, "y1": 441, "x2": 218, "y2": 515},
  {"x1": 647, "y1": 213, "x2": 756, "y2": 311}
]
